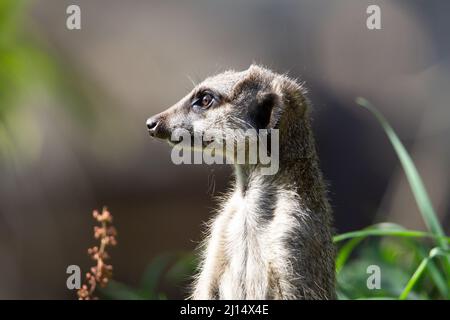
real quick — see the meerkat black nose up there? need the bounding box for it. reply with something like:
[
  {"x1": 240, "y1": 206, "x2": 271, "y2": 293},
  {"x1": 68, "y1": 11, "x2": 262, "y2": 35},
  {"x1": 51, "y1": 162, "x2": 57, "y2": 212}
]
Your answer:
[
  {"x1": 146, "y1": 117, "x2": 159, "y2": 135},
  {"x1": 147, "y1": 114, "x2": 171, "y2": 139}
]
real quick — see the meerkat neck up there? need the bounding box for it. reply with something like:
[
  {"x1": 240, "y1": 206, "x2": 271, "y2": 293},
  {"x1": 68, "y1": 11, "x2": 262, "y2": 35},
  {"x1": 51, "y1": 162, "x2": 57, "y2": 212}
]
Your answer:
[
  {"x1": 233, "y1": 164, "x2": 255, "y2": 194},
  {"x1": 277, "y1": 116, "x2": 329, "y2": 213},
  {"x1": 233, "y1": 117, "x2": 327, "y2": 214}
]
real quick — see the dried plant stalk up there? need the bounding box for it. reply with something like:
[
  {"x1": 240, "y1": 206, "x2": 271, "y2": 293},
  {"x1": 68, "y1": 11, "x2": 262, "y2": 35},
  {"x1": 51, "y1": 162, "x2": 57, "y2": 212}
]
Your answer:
[{"x1": 77, "y1": 207, "x2": 117, "y2": 300}]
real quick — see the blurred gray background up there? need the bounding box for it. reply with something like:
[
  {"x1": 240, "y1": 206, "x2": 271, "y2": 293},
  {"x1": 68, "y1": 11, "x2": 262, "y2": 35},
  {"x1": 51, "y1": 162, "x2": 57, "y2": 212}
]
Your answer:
[{"x1": 0, "y1": 0, "x2": 449, "y2": 298}]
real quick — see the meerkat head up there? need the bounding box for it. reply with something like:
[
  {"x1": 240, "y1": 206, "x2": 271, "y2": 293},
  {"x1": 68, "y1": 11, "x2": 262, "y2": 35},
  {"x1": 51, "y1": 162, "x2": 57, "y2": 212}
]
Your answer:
[{"x1": 146, "y1": 64, "x2": 307, "y2": 153}]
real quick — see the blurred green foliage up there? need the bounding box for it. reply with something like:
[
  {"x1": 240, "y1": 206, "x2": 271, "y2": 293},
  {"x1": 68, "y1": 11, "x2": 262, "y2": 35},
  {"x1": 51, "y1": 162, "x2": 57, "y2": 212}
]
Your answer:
[
  {"x1": 0, "y1": 0, "x2": 95, "y2": 162},
  {"x1": 99, "y1": 252, "x2": 197, "y2": 300}
]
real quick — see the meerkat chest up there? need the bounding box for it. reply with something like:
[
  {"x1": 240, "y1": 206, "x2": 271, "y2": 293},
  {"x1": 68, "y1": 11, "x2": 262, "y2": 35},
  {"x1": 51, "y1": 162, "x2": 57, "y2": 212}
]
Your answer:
[{"x1": 218, "y1": 190, "x2": 276, "y2": 299}]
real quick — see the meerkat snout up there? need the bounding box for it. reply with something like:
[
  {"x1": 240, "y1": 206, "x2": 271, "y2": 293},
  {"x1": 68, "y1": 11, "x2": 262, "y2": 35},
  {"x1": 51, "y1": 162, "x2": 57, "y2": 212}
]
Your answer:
[
  {"x1": 146, "y1": 112, "x2": 171, "y2": 140},
  {"x1": 146, "y1": 117, "x2": 158, "y2": 132}
]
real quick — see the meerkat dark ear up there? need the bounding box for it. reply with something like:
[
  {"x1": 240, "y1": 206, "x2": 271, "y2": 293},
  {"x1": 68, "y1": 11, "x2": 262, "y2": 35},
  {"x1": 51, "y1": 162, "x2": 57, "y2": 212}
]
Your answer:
[{"x1": 248, "y1": 91, "x2": 281, "y2": 129}]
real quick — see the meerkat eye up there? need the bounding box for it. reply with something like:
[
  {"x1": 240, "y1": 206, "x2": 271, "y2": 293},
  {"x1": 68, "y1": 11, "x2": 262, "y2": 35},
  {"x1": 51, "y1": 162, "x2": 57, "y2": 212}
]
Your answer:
[
  {"x1": 192, "y1": 93, "x2": 215, "y2": 110},
  {"x1": 201, "y1": 94, "x2": 213, "y2": 107}
]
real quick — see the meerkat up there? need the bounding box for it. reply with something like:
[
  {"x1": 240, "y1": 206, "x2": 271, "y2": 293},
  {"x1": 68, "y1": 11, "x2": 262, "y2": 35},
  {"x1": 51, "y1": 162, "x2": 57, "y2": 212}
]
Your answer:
[{"x1": 146, "y1": 65, "x2": 336, "y2": 300}]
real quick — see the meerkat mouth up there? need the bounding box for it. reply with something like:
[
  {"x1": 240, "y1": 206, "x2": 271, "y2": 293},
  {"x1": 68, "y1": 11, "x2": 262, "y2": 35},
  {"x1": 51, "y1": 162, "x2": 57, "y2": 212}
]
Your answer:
[
  {"x1": 168, "y1": 138, "x2": 215, "y2": 149},
  {"x1": 165, "y1": 130, "x2": 216, "y2": 149}
]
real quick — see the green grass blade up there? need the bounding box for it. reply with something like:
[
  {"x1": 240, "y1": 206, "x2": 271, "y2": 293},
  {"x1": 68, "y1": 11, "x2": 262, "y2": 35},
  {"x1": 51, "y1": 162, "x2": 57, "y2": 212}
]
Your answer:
[
  {"x1": 335, "y1": 236, "x2": 364, "y2": 274},
  {"x1": 335, "y1": 223, "x2": 405, "y2": 273},
  {"x1": 399, "y1": 248, "x2": 448, "y2": 300},
  {"x1": 334, "y1": 222, "x2": 447, "y2": 271},
  {"x1": 399, "y1": 257, "x2": 429, "y2": 300},
  {"x1": 356, "y1": 97, "x2": 450, "y2": 297},
  {"x1": 335, "y1": 223, "x2": 404, "y2": 273},
  {"x1": 355, "y1": 98, "x2": 447, "y2": 249},
  {"x1": 415, "y1": 245, "x2": 448, "y2": 298},
  {"x1": 334, "y1": 228, "x2": 450, "y2": 243},
  {"x1": 335, "y1": 223, "x2": 450, "y2": 297},
  {"x1": 356, "y1": 297, "x2": 397, "y2": 300}
]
